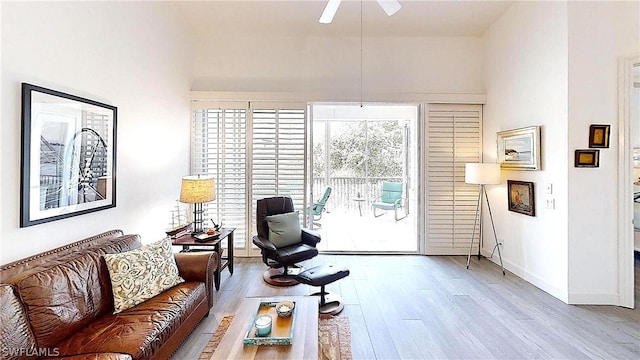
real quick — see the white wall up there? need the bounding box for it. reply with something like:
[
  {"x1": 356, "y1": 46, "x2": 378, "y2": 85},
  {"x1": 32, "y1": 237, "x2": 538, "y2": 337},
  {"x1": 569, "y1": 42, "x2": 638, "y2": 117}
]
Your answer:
[
  {"x1": 634, "y1": 80, "x2": 640, "y2": 182},
  {"x1": 0, "y1": 2, "x2": 192, "y2": 263},
  {"x1": 482, "y1": 1, "x2": 570, "y2": 301},
  {"x1": 192, "y1": 34, "x2": 484, "y2": 98},
  {"x1": 567, "y1": 1, "x2": 640, "y2": 304},
  {"x1": 483, "y1": 0, "x2": 640, "y2": 305}
]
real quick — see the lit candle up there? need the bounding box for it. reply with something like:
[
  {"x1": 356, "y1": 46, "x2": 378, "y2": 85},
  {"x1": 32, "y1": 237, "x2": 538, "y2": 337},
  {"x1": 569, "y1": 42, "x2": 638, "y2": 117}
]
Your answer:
[{"x1": 255, "y1": 315, "x2": 272, "y2": 337}]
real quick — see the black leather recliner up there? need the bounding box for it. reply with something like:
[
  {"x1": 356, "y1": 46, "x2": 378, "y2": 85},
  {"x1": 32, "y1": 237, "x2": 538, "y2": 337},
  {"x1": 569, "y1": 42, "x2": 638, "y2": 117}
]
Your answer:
[{"x1": 252, "y1": 196, "x2": 321, "y2": 286}]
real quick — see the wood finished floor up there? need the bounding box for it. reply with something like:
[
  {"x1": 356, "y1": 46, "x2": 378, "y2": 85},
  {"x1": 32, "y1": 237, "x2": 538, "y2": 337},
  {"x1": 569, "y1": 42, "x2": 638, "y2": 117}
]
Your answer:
[{"x1": 172, "y1": 254, "x2": 640, "y2": 360}]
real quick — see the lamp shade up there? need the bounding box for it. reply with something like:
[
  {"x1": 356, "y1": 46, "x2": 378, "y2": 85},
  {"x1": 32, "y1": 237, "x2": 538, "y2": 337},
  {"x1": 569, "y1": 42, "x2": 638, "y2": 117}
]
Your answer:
[
  {"x1": 465, "y1": 163, "x2": 501, "y2": 185},
  {"x1": 179, "y1": 175, "x2": 215, "y2": 203}
]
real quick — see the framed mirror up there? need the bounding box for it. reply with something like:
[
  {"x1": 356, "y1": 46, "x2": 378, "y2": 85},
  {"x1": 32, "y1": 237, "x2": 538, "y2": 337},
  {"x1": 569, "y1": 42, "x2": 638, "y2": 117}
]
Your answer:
[{"x1": 21, "y1": 83, "x2": 117, "y2": 227}]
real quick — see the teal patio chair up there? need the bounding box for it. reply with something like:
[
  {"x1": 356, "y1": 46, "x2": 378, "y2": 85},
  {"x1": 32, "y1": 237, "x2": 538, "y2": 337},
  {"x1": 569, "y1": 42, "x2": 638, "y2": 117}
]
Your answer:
[
  {"x1": 307, "y1": 186, "x2": 332, "y2": 227},
  {"x1": 372, "y1": 182, "x2": 407, "y2": 221}
]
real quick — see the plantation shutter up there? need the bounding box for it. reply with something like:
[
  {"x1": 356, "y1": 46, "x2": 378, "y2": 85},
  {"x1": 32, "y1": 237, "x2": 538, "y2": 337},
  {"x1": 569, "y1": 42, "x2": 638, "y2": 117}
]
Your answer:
[
  {"x1": 190, "y1": 101, "x2": 307, "y2": 255},
  {"x1": 191, "y1": 102, "x2": 248, "y2": 250},
  {"x1": 425, "y1": 104, "x2": 482, "y2": 255},
  {"x1": 250, "y1": 103, "x2": 307, "y2": 235}
]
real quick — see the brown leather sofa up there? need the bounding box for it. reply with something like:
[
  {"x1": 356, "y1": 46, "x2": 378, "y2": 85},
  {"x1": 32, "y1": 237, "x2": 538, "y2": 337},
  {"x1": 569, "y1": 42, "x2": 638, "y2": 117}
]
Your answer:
[{"x1": 0, "y1": 230, "x2": 218, "y2": 360}]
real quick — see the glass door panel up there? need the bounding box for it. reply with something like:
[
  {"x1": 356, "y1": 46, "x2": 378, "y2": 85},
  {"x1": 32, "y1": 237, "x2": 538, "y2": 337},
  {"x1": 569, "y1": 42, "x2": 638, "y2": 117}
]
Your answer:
[{"x1": 310, "y1": 103, "x2": 419, "y2": 253}]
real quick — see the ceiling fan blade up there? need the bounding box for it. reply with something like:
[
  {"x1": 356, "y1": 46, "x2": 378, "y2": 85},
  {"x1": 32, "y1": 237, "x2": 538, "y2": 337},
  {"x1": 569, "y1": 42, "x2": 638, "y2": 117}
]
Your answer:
[
  {"x1": 376, "y1": 0, "x2": 401, "y2": 16},
  {"x1": 319, "y1": 0, "x2": 342, "y2": 24}
]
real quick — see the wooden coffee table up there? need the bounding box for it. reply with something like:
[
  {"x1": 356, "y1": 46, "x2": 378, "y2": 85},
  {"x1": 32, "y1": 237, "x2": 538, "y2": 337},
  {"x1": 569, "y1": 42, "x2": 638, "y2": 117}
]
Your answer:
[{"x1": 211, "y1": 296, "x2": 319, "y2": 360}]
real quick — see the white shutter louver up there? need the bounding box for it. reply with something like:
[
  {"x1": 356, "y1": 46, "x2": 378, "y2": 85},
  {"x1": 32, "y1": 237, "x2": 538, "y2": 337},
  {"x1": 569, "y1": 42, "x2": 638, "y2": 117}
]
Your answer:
[
  {"x1": 191, "y1": 105, "x2": 247, "y2": 249},
  {"x1": 425, "y1": 104, "x2": 482, "y2": 255},
  {"x1": 251, "y1": 105, "x2": 306, "y2": 234}
]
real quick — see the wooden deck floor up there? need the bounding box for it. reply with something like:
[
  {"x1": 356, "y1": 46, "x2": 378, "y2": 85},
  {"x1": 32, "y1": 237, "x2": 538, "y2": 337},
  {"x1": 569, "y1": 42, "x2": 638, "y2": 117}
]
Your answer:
[{"x1": 172, "y1": 254, "x2": 640, "y2": 360}]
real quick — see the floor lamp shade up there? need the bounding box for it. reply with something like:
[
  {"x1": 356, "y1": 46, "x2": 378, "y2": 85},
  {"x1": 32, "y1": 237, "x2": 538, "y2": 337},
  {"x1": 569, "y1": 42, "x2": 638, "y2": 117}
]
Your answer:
[
  {"x1": 465, "y1": 163, "x2": 501, "y2": 185},
  {"x1": 180, "y1": 175, "x2": 215, "y2": 234}
]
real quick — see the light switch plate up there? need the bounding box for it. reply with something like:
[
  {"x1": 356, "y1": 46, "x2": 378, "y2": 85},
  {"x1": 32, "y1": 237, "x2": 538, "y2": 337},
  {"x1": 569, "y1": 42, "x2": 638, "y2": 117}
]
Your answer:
[{"x1": 544, "y1": 183, "x2": 553, "y2": 195}]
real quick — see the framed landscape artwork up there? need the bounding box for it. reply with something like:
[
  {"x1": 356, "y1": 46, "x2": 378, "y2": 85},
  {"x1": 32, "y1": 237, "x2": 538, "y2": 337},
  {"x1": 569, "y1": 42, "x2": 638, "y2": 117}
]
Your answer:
[
  {"x1": 497, "y1": 126, "x2": 541, "y2": 171},
  {"x1": 21, "y1": 83, "x2": 117, "y2": 227},
  {"x1": 507, "y1": 180, "x2": 535, "y2": 216}
]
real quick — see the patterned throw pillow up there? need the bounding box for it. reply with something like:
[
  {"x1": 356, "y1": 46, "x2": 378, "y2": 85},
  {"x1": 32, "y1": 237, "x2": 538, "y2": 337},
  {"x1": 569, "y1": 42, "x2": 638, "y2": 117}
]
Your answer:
[{"x1": 104, "y1": 238, "x2": 184, "y2": 314}]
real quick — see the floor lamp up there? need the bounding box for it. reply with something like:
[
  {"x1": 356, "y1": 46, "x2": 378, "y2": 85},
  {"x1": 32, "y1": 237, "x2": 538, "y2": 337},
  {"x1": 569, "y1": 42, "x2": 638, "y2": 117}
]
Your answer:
[{"x1": 464, "y1": 163, "x2": 505, "y2": 275}]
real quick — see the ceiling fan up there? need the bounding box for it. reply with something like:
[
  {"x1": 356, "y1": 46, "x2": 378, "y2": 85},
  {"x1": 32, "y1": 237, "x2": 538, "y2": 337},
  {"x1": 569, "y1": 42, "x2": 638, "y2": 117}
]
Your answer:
[{"x1": 319, "y1": 0, "x2": 402, "y2": 24}]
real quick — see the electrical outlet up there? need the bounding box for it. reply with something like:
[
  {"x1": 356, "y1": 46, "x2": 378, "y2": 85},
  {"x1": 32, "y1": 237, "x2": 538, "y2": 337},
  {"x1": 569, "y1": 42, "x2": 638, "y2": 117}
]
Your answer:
[{"x1": 545, "y1": 197, "x2": 555, "y2": 209}]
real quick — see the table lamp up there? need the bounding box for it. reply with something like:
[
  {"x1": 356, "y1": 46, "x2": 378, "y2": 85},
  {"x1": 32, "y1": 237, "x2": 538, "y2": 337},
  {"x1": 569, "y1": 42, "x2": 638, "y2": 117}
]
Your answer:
[
  {"x1": 179, "y1": 175, "x2": 215, "y2": 235},
  {"x1": 464, "y1": 163, "x2": 505, "y2": 275}
]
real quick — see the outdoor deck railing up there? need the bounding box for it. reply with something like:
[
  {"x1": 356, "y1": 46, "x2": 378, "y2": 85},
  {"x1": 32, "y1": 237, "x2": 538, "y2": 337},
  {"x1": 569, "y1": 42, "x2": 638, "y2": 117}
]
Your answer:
[{"x1": 312, "y1": 176, "x2": 402, "y2": 214}]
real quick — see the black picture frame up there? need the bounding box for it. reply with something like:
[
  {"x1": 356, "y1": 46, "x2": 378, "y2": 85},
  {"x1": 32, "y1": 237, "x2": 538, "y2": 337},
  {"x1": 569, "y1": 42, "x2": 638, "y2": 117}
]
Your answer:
[
  {"x1": 507, "y1": 180, "x2": 535, "y2": 216},
  {"x1": 588, "y1": 124, "x2": 610, "y2": 148},
  {"x1": 574, "y1": 149, "x2": 600, "y2": 168},
  {"x1": 21, "y1": 83, "x2": 117, "y2": 227}
]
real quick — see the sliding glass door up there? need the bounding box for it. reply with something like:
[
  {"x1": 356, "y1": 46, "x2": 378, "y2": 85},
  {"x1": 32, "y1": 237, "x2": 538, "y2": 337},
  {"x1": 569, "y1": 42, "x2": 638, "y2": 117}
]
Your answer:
[
  {"x1": 309, "y1": 103, "x2": 419, "y2": 253},
  {"x1": 190, "y1": 100, "x2": 480, "y2": 256}
]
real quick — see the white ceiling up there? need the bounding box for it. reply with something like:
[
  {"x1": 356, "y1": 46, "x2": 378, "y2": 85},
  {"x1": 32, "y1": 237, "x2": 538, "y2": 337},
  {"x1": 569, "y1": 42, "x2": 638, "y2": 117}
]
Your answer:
[{"x1": 175, "y1": 0, "x2": 514, "y2": 38}]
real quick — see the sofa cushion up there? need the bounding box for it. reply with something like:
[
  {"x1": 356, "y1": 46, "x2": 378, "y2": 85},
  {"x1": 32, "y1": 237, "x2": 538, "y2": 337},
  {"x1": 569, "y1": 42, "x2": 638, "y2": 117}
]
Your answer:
[
  {"x1": 54, "y1": 282, "x2": 206, "y2": 360},
  {"x1": 0, "y1": 284, "x2": 37, "y2": 360},
  {"x1": 266, "y1": 211, "x2": 302, "y2": 248},
  {"x1": 104, "y1": 239, "x2": 184, "y2": 314},
  {"x1": 13, "y1": 251, "x2": 109, "y2": 350}
]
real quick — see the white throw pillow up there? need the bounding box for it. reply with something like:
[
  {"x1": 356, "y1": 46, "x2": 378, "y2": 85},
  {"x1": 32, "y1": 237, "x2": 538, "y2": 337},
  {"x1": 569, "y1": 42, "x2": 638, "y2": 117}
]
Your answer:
[
  {"x1": 104, "y1": 238, "x2": 184, "y2": 314},
  {"x1": 266, "y1": 211, "x2": 302, "y2": 248}
]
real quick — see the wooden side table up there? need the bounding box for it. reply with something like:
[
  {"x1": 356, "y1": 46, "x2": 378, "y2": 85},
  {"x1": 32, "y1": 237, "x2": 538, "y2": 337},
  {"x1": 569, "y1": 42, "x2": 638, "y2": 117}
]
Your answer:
[{"x1": 172, "y1": 228, "x2": 235, "y2": 290}]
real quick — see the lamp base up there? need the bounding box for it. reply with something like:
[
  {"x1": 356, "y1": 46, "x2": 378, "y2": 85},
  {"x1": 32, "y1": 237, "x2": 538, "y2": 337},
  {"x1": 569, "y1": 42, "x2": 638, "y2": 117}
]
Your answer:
[{"x1": 466, "y1": 184, "x2": 505, "y2": 276}]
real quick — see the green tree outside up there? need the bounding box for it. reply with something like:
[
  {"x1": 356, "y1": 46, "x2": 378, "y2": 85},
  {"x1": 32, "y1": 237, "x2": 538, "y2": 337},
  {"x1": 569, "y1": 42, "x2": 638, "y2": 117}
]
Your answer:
[{"x1": 314, "y1": 121, "x2": 403, "y2": 178}]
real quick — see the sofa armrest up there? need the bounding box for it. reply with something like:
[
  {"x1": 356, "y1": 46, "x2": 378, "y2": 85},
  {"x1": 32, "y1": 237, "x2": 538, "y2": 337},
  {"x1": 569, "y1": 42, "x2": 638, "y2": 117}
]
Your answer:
[
  {"x1": 43, "y1": 353, "x2": 132, "y2": 360},
  {"x1": 174, "y1": 252, "x2": 218, "y2": 309}
]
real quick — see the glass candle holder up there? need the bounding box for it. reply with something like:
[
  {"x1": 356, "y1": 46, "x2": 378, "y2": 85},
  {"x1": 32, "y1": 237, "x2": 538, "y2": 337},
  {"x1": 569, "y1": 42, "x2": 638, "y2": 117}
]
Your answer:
[{"x1": 255, "y1": 315, "x2": 272, "y2": 337}]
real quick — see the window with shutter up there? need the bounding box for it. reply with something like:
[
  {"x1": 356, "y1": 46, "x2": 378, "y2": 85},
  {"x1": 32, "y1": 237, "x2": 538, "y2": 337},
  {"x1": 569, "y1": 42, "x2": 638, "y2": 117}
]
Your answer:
[
  {"x1": 250, "y1": 104, "x2": 307, "y2": 239},
  {"x1": 190, "y1": 99, "x2": 481, "y2": 256},
  {"x1": 190, "y1": 101, "x2": 306, "y2": 256},
  {"x1": 425, "y1": 104, "x2": 482, "y2": 255},
  {"x1": 191, "y1": 103, "x2": 248, "y2": 250}
]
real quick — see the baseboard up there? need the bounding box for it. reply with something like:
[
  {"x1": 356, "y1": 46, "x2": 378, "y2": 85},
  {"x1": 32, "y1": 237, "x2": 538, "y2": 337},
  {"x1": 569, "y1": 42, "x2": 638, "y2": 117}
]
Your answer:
[
  {"x1": 567, "y1": 293, "x2": 621, "y2": 305},
  {"x1": 481, "y1": 251, "x2": 569, "y2": 303},
  {"x1": 481, "y1": 251, "x2": 625, "y2": 306}
]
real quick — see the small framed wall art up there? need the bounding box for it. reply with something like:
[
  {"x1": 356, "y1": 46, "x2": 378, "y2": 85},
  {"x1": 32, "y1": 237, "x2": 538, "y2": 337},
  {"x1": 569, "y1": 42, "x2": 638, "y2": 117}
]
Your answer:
[
  {"x1": 588, "y1": 124, "x2": 610, "y2": 148},
  {"x1": 507, "y1": 180, "x2": 535, "y2": 216},
  {"x1": 497, "y1": 126, "x2": 541, "y2": 171},
  {"x1": 574, "y1": 149, "x2": 600, "y2": 168}
]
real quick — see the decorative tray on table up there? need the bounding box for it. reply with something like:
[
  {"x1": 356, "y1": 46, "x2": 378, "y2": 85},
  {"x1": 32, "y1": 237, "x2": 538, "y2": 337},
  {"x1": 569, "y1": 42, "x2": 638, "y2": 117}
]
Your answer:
[
  {"x1": 193, "y1": 231, "x2": 219, "y2": 243},
  {"x1": 243, "y1": 301, "x2": 296, "y2": 346}
]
